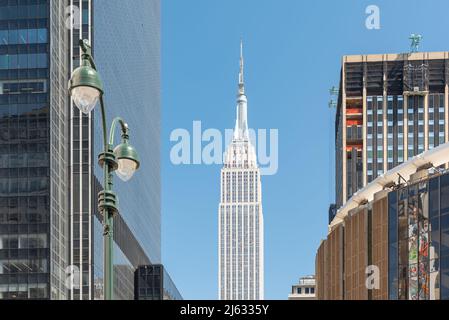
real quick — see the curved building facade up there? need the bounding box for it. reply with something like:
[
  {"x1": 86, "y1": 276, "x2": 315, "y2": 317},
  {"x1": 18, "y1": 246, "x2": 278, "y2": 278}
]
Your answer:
[{"x1": 317, "y1": 163, "x2": 449, "y2": 300}]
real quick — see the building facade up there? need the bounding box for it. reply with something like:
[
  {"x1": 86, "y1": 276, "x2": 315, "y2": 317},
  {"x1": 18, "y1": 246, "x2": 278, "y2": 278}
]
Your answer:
[
  {"x1": 134, "y1": 265, "x2": 182, "y2": 300},
  {"x1": 69, "y1": 0, "x2": 94, "y2": 300},
  {"x1": 288, "y1": 275, "x2": 316, "y2": 300},
  {"x1": 88, "y1": 0, "x2": 162, "y2": 300},
  {"x1": 218, "y1": 43, "x2": 264, "y2": 300},
  {"x1": 336, "y1": 52, "x2": 449, "y2": 208},
  {"x1": 0, "y1": 0, "x2": 70, "y2": 300},
  {"x1": 317, "y1": 142, "x2": 449, "y2": 300},
  {"x1": 0, "y1": 0, "x2": 163, "y2": 300}
]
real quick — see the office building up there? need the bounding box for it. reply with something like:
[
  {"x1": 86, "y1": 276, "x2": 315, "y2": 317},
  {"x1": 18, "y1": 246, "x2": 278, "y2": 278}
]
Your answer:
[
  {"x1": 317, "y1": 142, "x2": 449, "y2": 300},
  {"x1": 288, "y1": 275, "x2": 316, "y2": 300},
  {"x1": 218, "y1": 43, "x2": 264, "y2": 300},
  {"x1": 89, "y1": 0, "x2": 162, "y2": 300},
  {"x1": 0, "y1": 0, "x2": 164, "y2": 300},
  {"x1": 336, "y1": 52, "x2": 449, "y2": 208},
  {"x1": 69, "y1": 0, "x2": 94, "y2": 300},
  {"x1": 0, "y1": 0, "x2": 69, "y2": 300},
  {"x1": 134, "y1": 265, "x2": 182, "y2": 300}
]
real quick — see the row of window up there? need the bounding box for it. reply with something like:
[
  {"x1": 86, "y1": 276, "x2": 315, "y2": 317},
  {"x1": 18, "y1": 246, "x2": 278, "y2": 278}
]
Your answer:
[
  {"x1": 296, "y1": 286, "x2": 315, "y2": 295},
  {"x1": 0, "y1": 53, "x2": 47, "y2": 70},
  {"x1": 366, "y1": 94, "x2": 446, "y2": 182},
  {"x1": 0, "y1": 80, "x2": 46, "y2": 95},
  {"x1": 0, "y1": 4, "x2": 48, "y2": 20},
  {"x1": 0, "y1": 28, "x2": 47, "y2": 45},
  {"x1": 0, "y1": 233, "x2": 46, "y2": 250}
]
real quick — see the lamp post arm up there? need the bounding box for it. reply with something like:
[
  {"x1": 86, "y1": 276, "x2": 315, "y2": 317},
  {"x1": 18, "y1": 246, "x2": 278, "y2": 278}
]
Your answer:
[{"x1": 109, "y1": 117, "x2": 129, "y2": 146}]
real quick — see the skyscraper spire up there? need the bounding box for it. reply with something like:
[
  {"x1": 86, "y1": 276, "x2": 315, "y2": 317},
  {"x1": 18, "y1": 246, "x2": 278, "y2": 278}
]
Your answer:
[
  {"x1": 220, "y1": 41, "x2": 264, "y2": 302},
  {"x1": 234, "y1": 40, "x2": 249, "y2": 141},
  {"x1": 239, "y1": 40, "x2": 245, "y2": 94}
]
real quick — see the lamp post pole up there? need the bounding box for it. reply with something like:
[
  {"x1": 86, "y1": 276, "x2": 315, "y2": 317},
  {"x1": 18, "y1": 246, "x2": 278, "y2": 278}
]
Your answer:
[
  {"x1": 69, "y1": 39, "x2": 140, "y2": 300},
  {"x1": 99, "y1": 115, "x2": 131, "y2": 300}
]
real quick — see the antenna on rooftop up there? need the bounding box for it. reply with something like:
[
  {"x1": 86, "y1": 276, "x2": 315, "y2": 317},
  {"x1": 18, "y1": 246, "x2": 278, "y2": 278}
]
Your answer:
[
  {"x1": 328, "y1": 86, "x2": 339, "y2": 108},
  {"x1": 409, "y1": 34, "x2": 423, "y2": 53}
]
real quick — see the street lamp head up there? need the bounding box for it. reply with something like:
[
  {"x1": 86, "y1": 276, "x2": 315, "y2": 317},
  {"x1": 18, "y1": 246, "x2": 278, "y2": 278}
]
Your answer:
[
  {"x1": 113, "y1": 142, "x2": 140, "y2": 182},
  {"x1": 69, "y1": 61, "x2": 104, "y2": 114}
]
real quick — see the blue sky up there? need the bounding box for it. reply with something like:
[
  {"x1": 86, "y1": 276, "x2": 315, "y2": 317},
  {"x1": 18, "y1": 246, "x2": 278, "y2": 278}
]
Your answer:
[{"x1": 161, "y1": 0, "x2": 449, "y2": 299}]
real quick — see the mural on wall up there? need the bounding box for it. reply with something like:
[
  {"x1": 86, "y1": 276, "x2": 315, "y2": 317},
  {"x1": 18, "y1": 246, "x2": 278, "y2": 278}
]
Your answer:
[
  {"x1": 391, "y1": 176, "x2": 444, "y2": 300},
  {"x1": 398, "y1": 182, "x2": 437, "y2": 300}
]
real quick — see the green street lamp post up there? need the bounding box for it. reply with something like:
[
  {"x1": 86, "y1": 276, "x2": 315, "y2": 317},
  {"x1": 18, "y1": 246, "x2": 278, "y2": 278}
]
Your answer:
[{"x1": 69, "y1": 39, "x2": 140, "y2": 300}]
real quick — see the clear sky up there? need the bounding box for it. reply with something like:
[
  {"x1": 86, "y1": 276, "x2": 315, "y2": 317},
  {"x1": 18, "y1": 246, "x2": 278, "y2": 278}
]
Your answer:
[{"x1": 161, "y1": 0, "x2": 449, "y2": 300}]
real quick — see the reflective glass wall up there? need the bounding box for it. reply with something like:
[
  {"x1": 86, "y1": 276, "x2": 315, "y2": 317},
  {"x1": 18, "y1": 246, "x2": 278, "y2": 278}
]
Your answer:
[
  {"x1": 93, "y1": 0, "x2": 161, "y2": 264},
  {"x1": 0, "y1": 0, "x2": 70, "y2": 300},
  {"x1": 389, "y1": 172, "x2": 449, "y2": 300}
]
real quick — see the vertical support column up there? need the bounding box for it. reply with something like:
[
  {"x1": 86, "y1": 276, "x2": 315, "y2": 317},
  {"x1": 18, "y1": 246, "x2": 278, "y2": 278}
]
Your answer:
[
  {"x1": 78, "y1": 0, "x2": 84, "y2": 300},
  {"x1": 383, "y1": 57, "x2": 388, "y2": 172},
  {"x1": 69, "y1": 0, "x2": 74, "y2": 301},
  {"x1": 403, "y1": 95, "x2": 408, "y2": 162},
  {"x1": 362, "y1": 58, "x2": 367, "y2": 186},
  {"x1": 403, "y1": 55, "x2": 409, "y2": 162},
  {"x1": 424, "y1": 53, "x2": 429, "y2": 151},
  {"x1": 424, "y1": 93, "x2": 429, "y2": 150},
  {"x1": 342, "y1": 57, "x2": 347, "y2": 203},
  {"x1": 445, "y1": 54, "x2": 449, "y2": 167},
  {"x1": 87, "y1": 0, "x2": 93, "y2": 301}
]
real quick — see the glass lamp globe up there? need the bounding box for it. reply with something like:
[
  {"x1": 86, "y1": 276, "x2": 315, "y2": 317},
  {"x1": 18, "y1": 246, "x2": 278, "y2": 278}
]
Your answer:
[
  {"x1": 116, "y1": 158, "x2": 138, "y2": 182},
  {"x1": 114, "y1": 142, "x2": 140, "y2": 182},
  {"x1": 71, "y1": 86, "x2": 101, "y2": 114},
  {"x1": 69, "y1": 61, "x2": 103, "y2": 114}
]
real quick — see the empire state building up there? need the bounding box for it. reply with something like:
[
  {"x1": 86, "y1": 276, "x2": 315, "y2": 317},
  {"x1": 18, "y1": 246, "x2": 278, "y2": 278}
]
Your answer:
[{"x1": 218, "y1": 42, "x2": 264, "y2": 300}]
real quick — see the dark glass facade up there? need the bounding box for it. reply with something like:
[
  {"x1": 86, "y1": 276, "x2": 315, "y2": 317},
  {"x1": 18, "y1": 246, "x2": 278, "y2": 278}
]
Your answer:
[
  {"x1": 1, "y1": 0, "x2": 163, "y2": 300},
  {"x1": 134, "y1": 265, "x2": 182, "y2": 300},
  {"x1": 388, "y1": 172, "x2": 449, "y2": 300},
  {"x1": 93, "y1": 0, "x2": 161, "y2": 264},
  {"x1": 0, "y1": 0, "x2": 70, "y2": 299},
  {"x1": 88, "y1": 0, "x2": 162, "y2": 300}
]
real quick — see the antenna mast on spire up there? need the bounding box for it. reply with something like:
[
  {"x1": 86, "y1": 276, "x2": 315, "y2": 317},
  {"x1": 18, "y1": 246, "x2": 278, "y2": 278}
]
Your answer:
[{"x1": 239, "y1": 40, "x2": 245, "y2": 94}]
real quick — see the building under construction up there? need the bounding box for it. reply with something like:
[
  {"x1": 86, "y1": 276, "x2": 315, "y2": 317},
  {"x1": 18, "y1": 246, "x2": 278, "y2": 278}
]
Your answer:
[{"x1": 336, "y1": 52, "x2": 449, "y2": 208}]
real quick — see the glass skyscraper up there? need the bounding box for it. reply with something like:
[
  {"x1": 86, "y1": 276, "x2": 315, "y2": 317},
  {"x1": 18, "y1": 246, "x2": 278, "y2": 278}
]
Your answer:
[
  {"x1": 0, "y1": 0, "x2": 70, "y2": 299},
  {"x1": 93, "y1": 0, "x2": 161, "y2": 265},
  {"x1": 0, "y1": 0, "x2": 164, "y2": 300}
]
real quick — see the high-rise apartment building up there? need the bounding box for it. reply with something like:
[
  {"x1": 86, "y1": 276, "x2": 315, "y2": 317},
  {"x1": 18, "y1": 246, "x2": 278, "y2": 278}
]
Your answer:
[
  {"x1": 218, "y1": 43, "x2": 264, "y2": 300},
  {"x1": 336, "y1": 52, "x2": 449, "y2": 208},
  {"x1": 0, "y1": 0, "x2": 164, "y2": 300}
]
